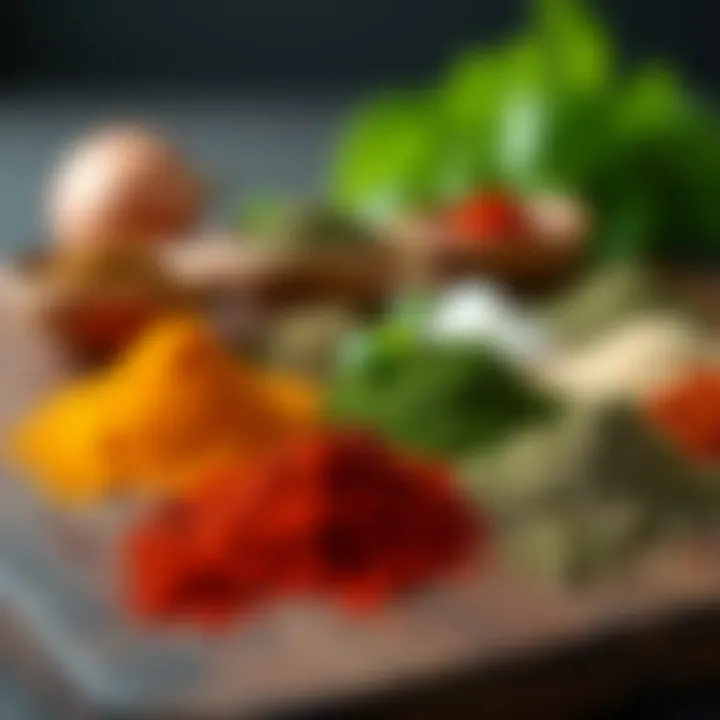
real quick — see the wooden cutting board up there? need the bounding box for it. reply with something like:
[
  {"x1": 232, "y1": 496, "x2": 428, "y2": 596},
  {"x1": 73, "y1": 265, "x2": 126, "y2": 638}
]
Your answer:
[{"x1": 3, "y1": 305, "x2": 720, "y2": 718}]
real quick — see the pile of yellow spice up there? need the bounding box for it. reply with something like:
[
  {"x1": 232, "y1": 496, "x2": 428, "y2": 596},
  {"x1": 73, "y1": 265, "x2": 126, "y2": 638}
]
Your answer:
[{"x1": 11, "y1": 316, "x2": 318, "y2": 504}]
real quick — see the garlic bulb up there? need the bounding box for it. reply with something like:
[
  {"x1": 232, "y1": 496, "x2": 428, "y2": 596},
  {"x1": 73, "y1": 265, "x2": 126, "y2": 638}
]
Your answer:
[{"x1": 47, "y1": 125, "x2": 203, "y2": 249}]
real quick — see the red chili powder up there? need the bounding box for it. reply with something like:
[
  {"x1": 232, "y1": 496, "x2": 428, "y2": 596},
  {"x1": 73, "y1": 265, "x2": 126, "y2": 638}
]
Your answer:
[
  {"x1": 124, "y1": 430, "x2": 482, "y2": 625},
  {"x1": 644, "y1": 366, "x2": 720, "y2": 465}
]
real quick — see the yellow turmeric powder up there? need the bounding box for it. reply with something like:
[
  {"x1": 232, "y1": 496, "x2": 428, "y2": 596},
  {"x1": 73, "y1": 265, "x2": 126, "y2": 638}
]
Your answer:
[{"x1": 12, "y1": 315, "x2": 319, "y2": 505}]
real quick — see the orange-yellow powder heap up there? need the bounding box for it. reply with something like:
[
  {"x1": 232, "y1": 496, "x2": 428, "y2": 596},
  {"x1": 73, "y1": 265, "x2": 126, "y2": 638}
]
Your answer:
[{"x1": 12, "y1": 316, "x2": 318, "y2": 505}]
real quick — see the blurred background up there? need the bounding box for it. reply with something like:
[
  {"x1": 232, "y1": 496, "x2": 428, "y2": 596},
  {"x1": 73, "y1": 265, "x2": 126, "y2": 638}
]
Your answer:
[
  {"x1": 0, "y1": 0, "x2": 717, "y2": 245},
  {"x1": 2, "y1": 2, "x2": 720, "y2": 718}
]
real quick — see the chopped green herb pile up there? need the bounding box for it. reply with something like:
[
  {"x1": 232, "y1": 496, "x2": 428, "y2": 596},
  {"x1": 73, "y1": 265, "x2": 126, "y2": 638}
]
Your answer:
[{"x1": 328, "y1": 330, "x2": 557, "y2": 459}]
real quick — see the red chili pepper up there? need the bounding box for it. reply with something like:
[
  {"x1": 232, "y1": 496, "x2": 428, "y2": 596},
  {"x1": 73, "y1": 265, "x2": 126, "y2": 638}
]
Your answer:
[
  {"x1": 124, "y1": 430, "x2": 484, "y2": 625},
  {"x1": 443, "y1": 190, "x2": 528, "y2": 248}
]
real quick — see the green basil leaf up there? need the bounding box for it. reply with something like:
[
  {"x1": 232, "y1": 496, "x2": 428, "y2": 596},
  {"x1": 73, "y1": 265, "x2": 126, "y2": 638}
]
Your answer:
[
  {"x1": 329, "y1": 94, "x2": 439, "y2": 221},
  {"x1": 533, "y1": 0, "x2": 613, "y2": 94}
]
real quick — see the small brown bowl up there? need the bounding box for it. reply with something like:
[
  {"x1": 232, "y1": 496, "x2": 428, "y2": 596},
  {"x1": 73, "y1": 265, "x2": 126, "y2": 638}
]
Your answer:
[
  {"x1": 261, "y1": 242, "x2": 397, "y2": 312},
  {"x1": 165, "y1": 234, "x2": 397, "y2": 314},
  {"x1": 387, "y1": 195, "x2": 590, "y2": 295},
  {"x1": 4, "y1": 235, "x2": 397, "y2": 367},
  {"x1": 4, "y1": 244, "x2": 191, "y2": 366}
]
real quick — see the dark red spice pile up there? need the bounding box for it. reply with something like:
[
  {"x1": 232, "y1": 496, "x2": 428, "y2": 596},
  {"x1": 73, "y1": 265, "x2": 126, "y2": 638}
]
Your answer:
[
  {"x1": 125, "y1": 430, "x2": 481, "y2": 624},
  {"x1": 645, "y1": 367, "x2": 720, "y2": 465}
]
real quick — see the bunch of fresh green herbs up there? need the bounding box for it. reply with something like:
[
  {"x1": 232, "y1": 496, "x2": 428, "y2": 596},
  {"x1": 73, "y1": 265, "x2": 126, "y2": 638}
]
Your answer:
[{"x1": 329, "y1": 0, "x2": 720, "y2": 262}]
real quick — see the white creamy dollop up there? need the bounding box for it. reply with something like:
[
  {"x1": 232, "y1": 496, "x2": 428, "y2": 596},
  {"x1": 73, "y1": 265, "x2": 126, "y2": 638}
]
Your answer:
[{"x1": 428, "y1": 282, "x2": 552, "y2": 362}]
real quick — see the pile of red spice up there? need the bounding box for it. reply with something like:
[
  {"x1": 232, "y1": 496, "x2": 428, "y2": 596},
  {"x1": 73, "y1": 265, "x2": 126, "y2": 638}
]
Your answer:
[
  {"x1": 443, "y1": 190, "x2": 528, "y2": 249},
  {"x1": 124, "y1": 430, "x2": 481, "y2": 624},
  {"x1": 644, "y1": 367, "x2": 720, "y2": 465}
]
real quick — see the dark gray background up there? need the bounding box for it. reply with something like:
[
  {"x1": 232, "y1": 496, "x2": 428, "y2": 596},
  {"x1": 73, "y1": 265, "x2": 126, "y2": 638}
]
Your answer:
[{"x1": 2, "y1": 0, "x2": 718, "y2": 91}]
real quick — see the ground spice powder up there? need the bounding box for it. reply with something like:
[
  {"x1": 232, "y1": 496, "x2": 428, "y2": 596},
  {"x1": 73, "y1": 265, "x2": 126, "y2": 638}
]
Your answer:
[
  {"x1": 12, "y1": 316, "x2": 318, "y2": 504},
  {"x1": 644, "y1": 366, "x2": 720, "y2": 465},
  {"x1": 124, "y1": 429, "x2": 482, "y2": 625}
]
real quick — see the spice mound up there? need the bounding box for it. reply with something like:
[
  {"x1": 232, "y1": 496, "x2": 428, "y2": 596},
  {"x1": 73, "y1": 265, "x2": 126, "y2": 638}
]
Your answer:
[
  {"x1": 329, "y1": 335, "x2": 557, "y2": 460},
  {"x1": 443, "y1": 191, "x2": 528, "y2": 249},
  {"x1": 12, "y1": 316, "x2": 318, "y2": 504},
  {"x1": 125, "y1": 430, "x2": 481, "y2": 625},
  {"x1": 644, "y1": 366, "x2": 720, "y2": 466}
]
